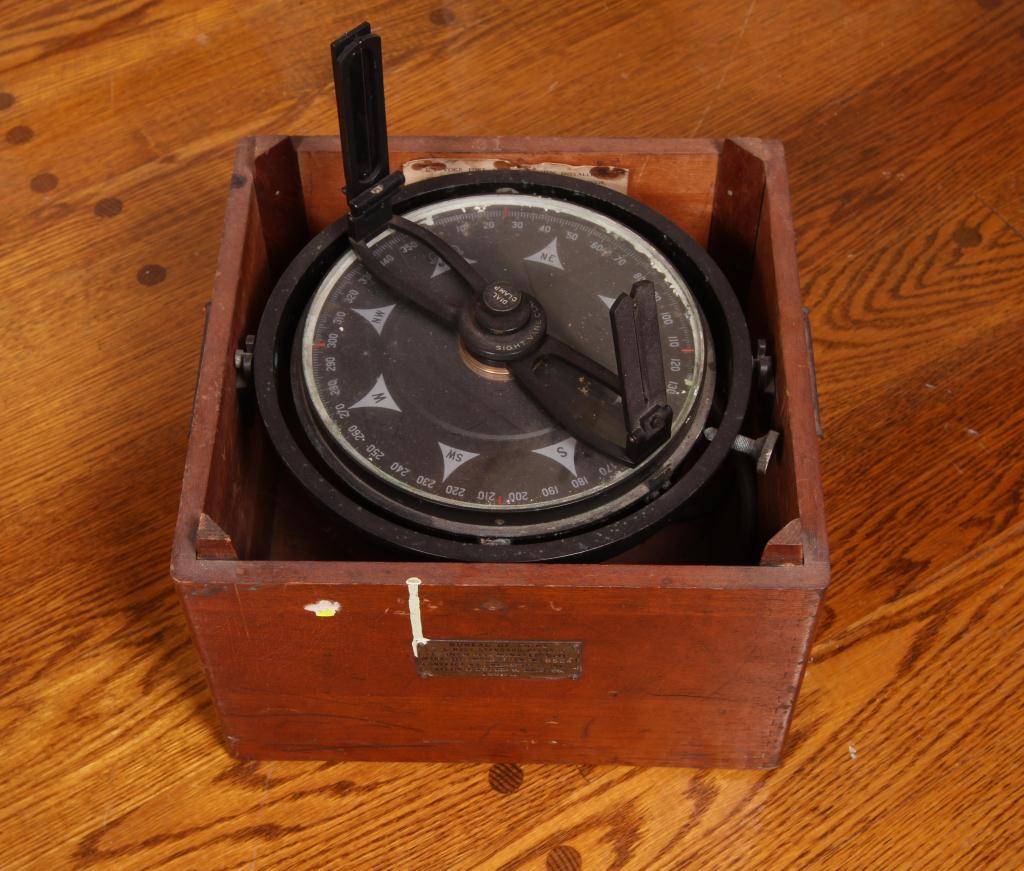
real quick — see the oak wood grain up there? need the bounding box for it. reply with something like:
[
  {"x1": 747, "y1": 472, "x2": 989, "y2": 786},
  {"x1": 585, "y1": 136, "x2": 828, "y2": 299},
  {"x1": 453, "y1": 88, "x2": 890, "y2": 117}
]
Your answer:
[{"x1": 1, "y1": 0, "x2": 1022, "y2": 868}]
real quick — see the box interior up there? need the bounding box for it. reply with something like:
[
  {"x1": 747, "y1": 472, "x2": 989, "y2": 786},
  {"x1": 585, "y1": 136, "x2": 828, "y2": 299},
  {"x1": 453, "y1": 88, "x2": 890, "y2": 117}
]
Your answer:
[{"x1": 196, "y1": 137, "x2": 805, "y2": 567}]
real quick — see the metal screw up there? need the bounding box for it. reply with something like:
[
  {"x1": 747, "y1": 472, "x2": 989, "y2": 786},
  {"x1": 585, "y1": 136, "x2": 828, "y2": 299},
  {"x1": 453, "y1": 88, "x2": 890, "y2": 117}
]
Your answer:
[
  {"x1": 704, "y1": 427, "x2": 781, "y2": 476},
  {"x1": 234, "y1": 334, "x2": 256, "y2": 383},
  {"x1": 754, "y1": 338, "x2": 775, "y2": 395}
]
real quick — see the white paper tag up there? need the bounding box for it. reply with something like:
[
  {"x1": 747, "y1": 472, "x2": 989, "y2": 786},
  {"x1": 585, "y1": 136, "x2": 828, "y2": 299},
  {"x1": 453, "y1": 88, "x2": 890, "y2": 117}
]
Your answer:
[{"x1": 402, "y1": 157, "x2": 629, "y2": 193}]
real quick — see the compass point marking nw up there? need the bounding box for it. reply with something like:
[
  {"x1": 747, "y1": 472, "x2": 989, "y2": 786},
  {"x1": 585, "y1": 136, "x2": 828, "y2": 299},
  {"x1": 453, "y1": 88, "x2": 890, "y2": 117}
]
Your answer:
[
  {"x1": 351, "y1": 375, "x2": 401, "y2": 412},
  {"x1": 353, "y1": 304, "x2": 395, "y2": 335}
]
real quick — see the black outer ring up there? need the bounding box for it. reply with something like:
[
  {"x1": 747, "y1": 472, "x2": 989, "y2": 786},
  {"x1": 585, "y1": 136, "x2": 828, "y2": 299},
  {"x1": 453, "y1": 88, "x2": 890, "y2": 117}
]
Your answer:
[{"x1": 253, "y1": 170, "x2": 751, "y2": 562}]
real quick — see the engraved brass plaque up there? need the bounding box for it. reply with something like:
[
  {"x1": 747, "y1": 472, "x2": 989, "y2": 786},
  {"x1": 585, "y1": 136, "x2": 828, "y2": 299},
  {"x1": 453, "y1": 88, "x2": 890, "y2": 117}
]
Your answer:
[{"x1": 415, "y1": 639, "x2": 582, "y2": 679}]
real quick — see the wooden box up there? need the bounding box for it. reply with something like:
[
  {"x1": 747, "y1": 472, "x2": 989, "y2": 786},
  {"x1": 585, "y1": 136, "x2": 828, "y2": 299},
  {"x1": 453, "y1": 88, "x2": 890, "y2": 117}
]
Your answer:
[{"x1": 171, "y1": 135, "x2": 828, "y2": 768}]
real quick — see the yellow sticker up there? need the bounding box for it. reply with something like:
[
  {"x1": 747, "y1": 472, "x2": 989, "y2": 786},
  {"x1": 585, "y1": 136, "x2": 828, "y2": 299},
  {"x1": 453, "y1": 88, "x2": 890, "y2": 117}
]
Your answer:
[{"x1": 304, "y1": 599, "x2": 341, "y2": 618}]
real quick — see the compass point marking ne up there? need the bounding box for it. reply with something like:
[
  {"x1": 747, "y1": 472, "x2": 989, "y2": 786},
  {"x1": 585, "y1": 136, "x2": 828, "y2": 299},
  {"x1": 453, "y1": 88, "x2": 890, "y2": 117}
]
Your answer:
[{"x1": 524, "y1": 237, "x2": 564, "y2": 270}]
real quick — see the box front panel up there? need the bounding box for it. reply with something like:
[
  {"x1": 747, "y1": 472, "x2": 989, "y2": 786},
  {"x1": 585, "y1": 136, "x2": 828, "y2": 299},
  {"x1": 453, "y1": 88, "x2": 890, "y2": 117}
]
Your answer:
[{"x1": 180, "y1": 579, "x2": 820, "y2": 768}]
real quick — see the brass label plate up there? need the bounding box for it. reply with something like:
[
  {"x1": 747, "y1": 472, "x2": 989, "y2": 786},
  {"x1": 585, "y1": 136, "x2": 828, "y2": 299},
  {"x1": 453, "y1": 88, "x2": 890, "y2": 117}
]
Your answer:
[{"x1": 415, "y1": 640, "x2": 582, "y2": 679}]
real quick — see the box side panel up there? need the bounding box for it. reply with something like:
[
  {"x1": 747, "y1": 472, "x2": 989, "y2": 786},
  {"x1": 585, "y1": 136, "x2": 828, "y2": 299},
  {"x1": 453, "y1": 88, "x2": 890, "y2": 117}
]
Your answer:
[
  {"x1": 175, "y1": 138, "x2": 317, "y2": 569},
  {"x1": 749, "y1": 143, "x2": 829, "y2": 566},
  {"x1": 198, "y1": 184, "x2": 277, "y2": 560},
  {"x1": 179, "y1": 579, "x2": 820, "y2": 768},
  {"x1": 172, "y1": 139, "x2": 261, "y2": 569},
  {"x1": 707, "y1": 138, "x2": 767, "y2": 301}
]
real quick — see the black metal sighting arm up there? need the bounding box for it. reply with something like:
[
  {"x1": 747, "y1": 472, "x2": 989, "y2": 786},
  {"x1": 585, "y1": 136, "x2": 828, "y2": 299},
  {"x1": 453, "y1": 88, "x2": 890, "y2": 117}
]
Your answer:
[
  {"x1": 389, "y1": 216, "x2": 488, "y2": 295},
  {"x1": 348, "y1": 236, "x2": 462, "y2": 325},
  {"x1": 332, "y1": 24, "x2": 486, "y2": 296},
  {"x1": 332, "y1": 23, "x2": 405, "y2": 240},
  {"x1": 611, "y1": 280, "x2": 673, "y2": 461},
  {"x1": 331, "y1": 24, "x2": 672, "y2": 466}
]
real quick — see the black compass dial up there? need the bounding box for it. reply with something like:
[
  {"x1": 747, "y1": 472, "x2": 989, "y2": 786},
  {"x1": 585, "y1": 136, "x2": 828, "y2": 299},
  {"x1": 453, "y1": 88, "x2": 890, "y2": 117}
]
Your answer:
[{"x1": 300, "y1": 192, "x2": 714, "y2": 515}]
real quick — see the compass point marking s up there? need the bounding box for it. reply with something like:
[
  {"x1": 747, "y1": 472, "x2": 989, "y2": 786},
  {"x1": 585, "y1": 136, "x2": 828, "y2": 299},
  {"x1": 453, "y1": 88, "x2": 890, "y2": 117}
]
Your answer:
[{"x1": 532, "y1": 437, "x2": 578, "y2": 477}]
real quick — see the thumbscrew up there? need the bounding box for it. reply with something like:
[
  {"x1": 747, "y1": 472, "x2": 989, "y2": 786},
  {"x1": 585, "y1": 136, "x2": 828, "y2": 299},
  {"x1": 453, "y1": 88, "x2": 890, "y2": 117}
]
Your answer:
[{"x1": 703, "y1": 427, "x2": 781, "y2": 476}]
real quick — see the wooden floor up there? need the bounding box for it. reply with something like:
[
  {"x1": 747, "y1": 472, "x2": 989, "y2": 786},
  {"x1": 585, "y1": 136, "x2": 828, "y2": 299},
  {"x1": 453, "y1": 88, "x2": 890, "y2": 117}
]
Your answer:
[{"x1": 2, "y1": 1, "x2": 1023, "y2": 868}]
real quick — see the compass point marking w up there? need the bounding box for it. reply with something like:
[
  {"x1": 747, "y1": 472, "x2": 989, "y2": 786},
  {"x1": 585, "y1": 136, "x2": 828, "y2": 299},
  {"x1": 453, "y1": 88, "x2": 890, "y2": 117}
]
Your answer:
[{"x1": 351, "y1": 375, "x2": 401, "y2": 412}]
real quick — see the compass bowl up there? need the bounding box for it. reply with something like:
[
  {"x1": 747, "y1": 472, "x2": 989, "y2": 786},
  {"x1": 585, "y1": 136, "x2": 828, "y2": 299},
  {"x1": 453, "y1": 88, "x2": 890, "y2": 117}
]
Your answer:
[{"x1": 253, "y1": 169, "x2": 750, "y2": 561}]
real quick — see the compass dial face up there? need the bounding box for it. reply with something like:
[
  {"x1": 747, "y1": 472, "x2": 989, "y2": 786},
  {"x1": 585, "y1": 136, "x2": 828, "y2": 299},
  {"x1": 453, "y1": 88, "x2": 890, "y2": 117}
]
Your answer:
[{"x1": 301, "y1": 193, "x2": 711, "y2": 514}]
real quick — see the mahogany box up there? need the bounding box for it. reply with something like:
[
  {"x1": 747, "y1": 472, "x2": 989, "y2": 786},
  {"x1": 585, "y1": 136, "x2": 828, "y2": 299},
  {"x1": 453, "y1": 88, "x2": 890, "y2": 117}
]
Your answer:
[{"x1": 171, "y1": 135, "x2": 829, "y2": 768}]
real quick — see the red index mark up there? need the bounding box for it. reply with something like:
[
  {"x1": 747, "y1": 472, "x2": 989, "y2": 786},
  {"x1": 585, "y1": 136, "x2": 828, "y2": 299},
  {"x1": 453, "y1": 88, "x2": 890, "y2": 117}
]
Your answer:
[
  {"x1": 503, "y1": 207, "x2": 509, "y2": 218},
  {"x1": 312, "y1": 340, "x2": 326, "y2": 349},
  {"x1": 497, "y1": 495, "x2": 504, "y2": 505}
]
